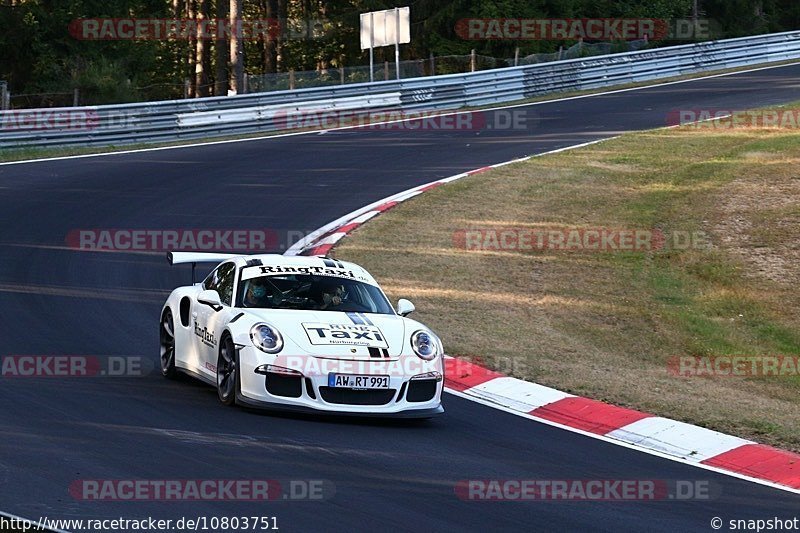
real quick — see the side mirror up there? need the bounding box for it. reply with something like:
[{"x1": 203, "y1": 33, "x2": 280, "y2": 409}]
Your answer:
[
  {"x1": 396, "y1": 298, "x2": 415, "y2": 317},
  {"x1": 198, "y1": 289, "x2": 223, "y2": 311}
]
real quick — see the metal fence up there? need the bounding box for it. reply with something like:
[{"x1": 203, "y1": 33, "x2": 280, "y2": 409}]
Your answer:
[
  {"x1": 245, "y1": 39, "x2": 650, "y2": 93},
  {"x1": 1, "y1": 31, "x2": 799, "y2": 149},
  {"x1": 0, "y1": 40, "x2": 651, "y2": 108}
]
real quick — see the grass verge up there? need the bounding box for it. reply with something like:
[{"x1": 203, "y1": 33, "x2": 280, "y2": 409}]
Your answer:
[{"x1": 335, "y1": 102, "x2": 800, "y2": 451}]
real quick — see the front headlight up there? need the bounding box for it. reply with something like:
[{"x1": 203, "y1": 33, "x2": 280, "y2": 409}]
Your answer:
[
  {"x1": 411, "y1": 330, "x2": 440, "y2": 360},
  {"x1": 250, "y1": 323, "x2": 284, "y2": 354}
]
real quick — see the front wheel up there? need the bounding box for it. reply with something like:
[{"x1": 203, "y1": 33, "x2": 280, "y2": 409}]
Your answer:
[{"x1": 216, "y1": 335, "x2": 239, "y2": 406}]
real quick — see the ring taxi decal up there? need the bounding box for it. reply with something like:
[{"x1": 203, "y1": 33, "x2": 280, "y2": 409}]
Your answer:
[{"x1": 302, "y1": 323, "x2": 389, "y2": 349}]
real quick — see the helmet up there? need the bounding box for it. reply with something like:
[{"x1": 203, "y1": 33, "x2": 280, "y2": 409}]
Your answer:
[
  {"x1": 252, "y1": 285, "x2": 267, "y2": 298},
  {"x1": 248, "y1": 279, "x2": 268, "y2": 299}
]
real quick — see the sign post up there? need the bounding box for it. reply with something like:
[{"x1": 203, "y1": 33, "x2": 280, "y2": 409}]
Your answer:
[
  {"x1": 394, "y1": 7, "x2": 401, "y2": 80},
  {"x1": 369, "y1": 12, "x2": 375, "y2": 82},
  {"x1": 360, "y1": 7, "x2": 410, "y2": 82}
]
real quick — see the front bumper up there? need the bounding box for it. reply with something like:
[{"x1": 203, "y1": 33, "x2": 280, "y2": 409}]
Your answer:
[
  {"x1": 237, "y1": 346, "x2": 444, "y2": 417},
  {"x1": 235, "y1": 393, "x2": 444, "y2": 418}
]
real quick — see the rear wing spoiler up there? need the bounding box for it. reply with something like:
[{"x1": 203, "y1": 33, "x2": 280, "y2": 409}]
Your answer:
[
  {"x1": 167, "y1": 252, "x2": 242, "y2": 266},
  {"x1": 166, "y1": 252, "x2": 243, "y2": 284}
]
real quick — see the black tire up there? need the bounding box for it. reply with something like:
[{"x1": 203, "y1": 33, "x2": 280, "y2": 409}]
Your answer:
[
  {"x1": 160, "y1": 309, "x2": 177, "y2": 379},
  {"x1": 216, "y1": 334, "x2": 239, "y2": 406}
]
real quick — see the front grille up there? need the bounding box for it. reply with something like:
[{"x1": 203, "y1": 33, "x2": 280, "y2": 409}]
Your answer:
[
  {"x1": 406, "y1": 379, "x2": 437, "y2": 402},
  {"x1": 265, "y1": 373, "x2": 303, "y2": 398},
  {"x1": 319, "y1": 387, "x2": 396, "y2": 405}
]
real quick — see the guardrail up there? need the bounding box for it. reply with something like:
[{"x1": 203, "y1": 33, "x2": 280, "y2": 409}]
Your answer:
[{"x1": 1, "y1": 31, "x2": 799, "y2": 149}]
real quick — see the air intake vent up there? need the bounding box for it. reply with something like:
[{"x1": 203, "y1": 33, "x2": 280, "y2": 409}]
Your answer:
[{"x1": 319, "y1": 387, "x2": 396, "y2": 405}]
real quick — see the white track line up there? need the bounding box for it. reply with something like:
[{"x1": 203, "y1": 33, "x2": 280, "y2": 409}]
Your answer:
[
  {"x1": 285, "y1": 138, "x2": 614, "y2": 256},
  {"x1": 445, "y1": 388, "x2": 800, "y2": 496},
  {"x1": 287, "y1": 133, "x2": 800, "y2": 496},
  {"x1": 1, "y1": 60, "x2": 797, "y2": 167},
  {"x1": 4, "y1": 57, "x2": 798, "y2": 498}
]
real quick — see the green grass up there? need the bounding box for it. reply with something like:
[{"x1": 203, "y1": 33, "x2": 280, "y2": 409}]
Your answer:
[{"x1": 336, "y1": 103, "x2": 800, "y2": 450}]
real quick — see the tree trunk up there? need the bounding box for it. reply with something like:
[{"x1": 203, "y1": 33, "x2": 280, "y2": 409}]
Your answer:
[
  {"x1": 261, "y1": 0, "x2": 278, "y2": 74},
  {"x1": 229, "y1": 0, "x2": 243, "y2": 93},
  {"x1": 195, "y1": 0, "x2": 210, "y2": 97},
  {"x1": 214, "y1": 0, "x2": 228, "y2": 95},
  {"x1": 173, "y1": 0, "x2": 185, "y2": 97},
  {"x1": 186, "y1": 0, "x2": 196, "y2": 97},
  {"x1": 276, "y1": 0, "x2": 286, "y2": 71}
]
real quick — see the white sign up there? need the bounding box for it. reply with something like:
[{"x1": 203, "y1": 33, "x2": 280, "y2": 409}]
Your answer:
[{"x1": 360, "y1": 7, "x2": 410, "y2": 49}]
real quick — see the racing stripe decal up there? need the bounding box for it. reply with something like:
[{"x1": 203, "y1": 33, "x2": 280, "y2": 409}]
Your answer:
[
  {"x1": 346, "y1": 312, "x2": 364, "y2": 325},
  {"x1": 345, "y1": 313, "x2": 386, "y2": 356},
  {"x1": 368, "y1": 347, "x2": 383, "y2": 358}
]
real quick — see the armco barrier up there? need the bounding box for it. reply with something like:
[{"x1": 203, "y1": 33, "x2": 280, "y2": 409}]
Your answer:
[{"x1": 1, "y1": 31, "x2": 799, "y2": 149}]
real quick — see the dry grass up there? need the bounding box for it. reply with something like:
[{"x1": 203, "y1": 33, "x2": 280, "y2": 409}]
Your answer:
[{"x1": 335, "y1": 114, "x2": 800, "y2": 451}]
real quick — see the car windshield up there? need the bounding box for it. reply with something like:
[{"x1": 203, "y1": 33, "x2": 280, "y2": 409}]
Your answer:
[{"x1": 238, "y1": 274, "x2": 395, "y2": 314}]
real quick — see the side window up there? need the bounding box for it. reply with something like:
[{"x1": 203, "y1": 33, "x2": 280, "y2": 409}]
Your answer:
[{"x1": 203, "y1": 263, "x2": 236, "y2": 306}]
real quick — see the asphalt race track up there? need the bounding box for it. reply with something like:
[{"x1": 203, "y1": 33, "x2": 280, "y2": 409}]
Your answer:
[{"x1": 1, "y1": 64, "x2": 799, "y2": 532}]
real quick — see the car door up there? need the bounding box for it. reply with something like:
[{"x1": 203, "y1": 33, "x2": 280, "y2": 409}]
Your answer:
[{"x1": 193, "y1": 261, "x2": 238, "y2": 379}]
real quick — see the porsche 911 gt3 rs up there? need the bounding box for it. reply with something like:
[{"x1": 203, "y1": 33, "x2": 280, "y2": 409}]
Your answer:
[{"x1": 160, "y1": 252, "x2": 444, "y2": 417}]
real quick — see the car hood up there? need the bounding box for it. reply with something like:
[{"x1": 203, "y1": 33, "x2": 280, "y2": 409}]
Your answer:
[{"x1": 240, "y1": 309, "x2": 408, "y2": 359}]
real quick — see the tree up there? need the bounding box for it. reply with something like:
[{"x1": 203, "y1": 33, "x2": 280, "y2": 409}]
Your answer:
[{"x1": 229, "y1": 0, "x2": 243, "y2": 92}]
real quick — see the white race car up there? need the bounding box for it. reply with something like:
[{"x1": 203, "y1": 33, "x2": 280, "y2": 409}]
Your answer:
[{"x1": 160, "y1": 252, "x2": 444, "y2": 417}]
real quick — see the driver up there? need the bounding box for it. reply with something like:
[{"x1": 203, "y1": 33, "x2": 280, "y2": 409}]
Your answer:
[
  {"x1": 243, "y1": 278, "x2": 272, "y2": 307},
  {"x1": 319, "y1": 283, "x2": 346, "y2": 310}
]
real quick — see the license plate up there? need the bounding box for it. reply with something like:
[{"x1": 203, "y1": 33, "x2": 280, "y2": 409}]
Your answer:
[{"x1": 328, "y1": 373, "x2": 389, "y2": 389}]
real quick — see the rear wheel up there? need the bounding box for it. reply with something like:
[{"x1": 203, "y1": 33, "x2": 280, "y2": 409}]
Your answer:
[
  {"x1": 160, "y1": 310, "x2": 177, "y2": 379},
  {"x1": 217, "y1": 335, "x2": 239, "y2": 405}
]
